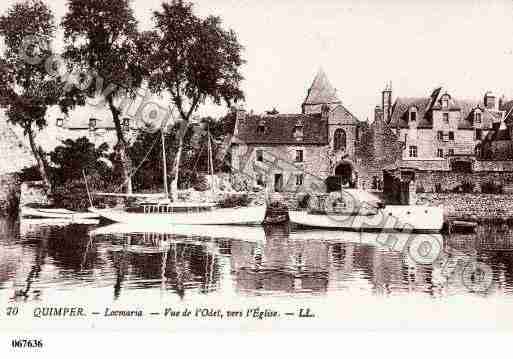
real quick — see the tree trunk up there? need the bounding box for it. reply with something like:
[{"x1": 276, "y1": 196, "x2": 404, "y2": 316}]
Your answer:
[
  {"x1": 107, "y1": 97, "x2": 132, "y2": 194},
  {"x1": 170, "y1": 135, "x2": 184, "y2": 201},
  {"x1": 26, "y1": 126, "x2": 53, "y2": 199}
]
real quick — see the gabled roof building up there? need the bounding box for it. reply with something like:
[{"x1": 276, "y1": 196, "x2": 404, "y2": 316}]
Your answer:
[{"x1": 230, "y1": 70, "x2": 401, "y2": 193}]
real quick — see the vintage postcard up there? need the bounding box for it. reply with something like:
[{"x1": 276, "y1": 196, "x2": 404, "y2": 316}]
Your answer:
[{"x1": 1, "y1": 0, "x2": 513, "y2": 351}]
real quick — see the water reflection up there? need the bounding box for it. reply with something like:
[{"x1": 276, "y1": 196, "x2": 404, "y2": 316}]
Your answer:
[{"x1": 2, "y1": 217, "x2": 513, "y2": 303}]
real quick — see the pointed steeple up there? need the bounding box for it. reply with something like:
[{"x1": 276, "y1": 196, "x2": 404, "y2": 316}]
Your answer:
[{"x1": 303, "y1": 68, "x2": 341, "y2": 106}]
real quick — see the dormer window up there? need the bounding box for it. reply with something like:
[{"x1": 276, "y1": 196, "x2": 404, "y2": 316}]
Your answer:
[
  {"x1": 475, "y1": 112, "x2": 482, "y2": 124},
  {"x1": 409, "y1": 108, "x2": 417, "y2": 122},
  {"x1": 56, "y1": 118, "x2": 64, "y2": 127},
  {"x1": 257, "y1": 120, "x2": 266, "y2": 135},
  {"x1": 293, "y1": 121, "x2": 304, "y2": 141},
  {"x1": 441, "y1": 94, "x2": 449, "y2": 109},
  {"x1": 89, "y1": 118, "x2": 97, "y2": 131}
]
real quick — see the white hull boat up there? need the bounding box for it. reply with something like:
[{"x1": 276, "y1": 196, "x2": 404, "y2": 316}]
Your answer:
[
  {"x1": 21, "y1": 206, "x2": 100, "y2": 221},
  {"x1": 289, "y1": 205, "x2": 444, "y2": 232},
  {"x1": 89, "y1": 204, "x2": 267, "y2": 226}
]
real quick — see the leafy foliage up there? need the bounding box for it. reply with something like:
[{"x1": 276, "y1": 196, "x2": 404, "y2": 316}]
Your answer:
[
  {"x1": 49, "y1": 137, "x2": 113, "y2": 185},
  {"x1": 61, "y1": 0, "x2": 147, "y2": 193},
  {"x1": 0, "y1": 0, "x2": 62, "y2": 193}
]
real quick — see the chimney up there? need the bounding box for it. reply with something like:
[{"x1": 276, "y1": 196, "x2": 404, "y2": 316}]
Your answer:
[
  {"x1": 235, "y1": 104, "x2": 247, "y2": 121},
  {"x1": 484, "y1": 91, "x2": 496, "y2": 110},
  {"x1": 382, "y1": 82, "x2": 392, "y2": 122},
  {"x1": 374, "y1": 105, "x2": 384, "y2": 123}
]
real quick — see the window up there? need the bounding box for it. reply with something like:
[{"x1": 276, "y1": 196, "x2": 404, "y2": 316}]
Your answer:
[
  {"x1": 437, "y1": 131, "x2": 444, "y2": 140},
  {"x1": 441, "y1": 96, "x2": 449, "y2": 109},
  {"x1": 475, "y1": 129, "x2": 483, "y2": 140},
  {"x1": 296, "y1": 174, "x2": 304, "y2": 186},
  {"x1": 122, "y1": 118, "x2": 130, "y2": 131},
  {"x1": 448, "y1": 148, "x2": 455, "y2": 156},
  {"x1": 443, "y1": 113, "x2": 449, "y2": 124},
  {"x1": 437, "y1": 148, "x2": 444, "y2": 157},
  {"x1": 256, "y1": 173, "x2": 265, "y2": 186},
  {"x1": 475, "y1": 145, "x2": 482, "y2": 157},
  {"x1": 256, "y1": 149, "x2": 263, "y2": 162},
  {"x1": 410, "y1": 110, "x2": 417, "y2": 122},
  {"x1": 56, "y1": 118, "x2": 64, "y2": 127},
  {"x1": 89, "y1": 118, "x2": 97, "y2": 131},
  {"x1": 475, "y1": 112, "x2": 482, "y2": 124},
  {"x1": 295, "y1": 149, "x2": 304, "y2": 163},
  {"x1": 334, "y1": 128, "x2": 347, "y2": 151},
  {"x1": 449, "y1": 131, "x2": 454, "y2": 140},
  {"x1": 409, "y1": 145, "x2": 418, "y2": 158},
  {"x1": 293, "y1": 125, "x2": 304, "y2": 140},
  {"x1": 257, "y1": 120, "x2": 266, "y2": 135}
]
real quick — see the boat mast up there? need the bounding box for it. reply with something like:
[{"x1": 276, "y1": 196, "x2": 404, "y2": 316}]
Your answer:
[
  {"x1": 208, "y1": 123, "x2": 215, "y2": 194},
  {"x1": 161, "y1": 127, "x2": 169, "y2": 197}
]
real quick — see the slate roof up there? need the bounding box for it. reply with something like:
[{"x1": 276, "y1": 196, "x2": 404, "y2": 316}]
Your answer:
[
  {"x1": 389, "y1": 97, "x2": 433, "y2": 129},
  {"x1": 330, "y1": 105, "x2": 360, "y2": 125},
  {"x1": 458, "y1": 100, "x2": 501, "y2": 130},
  {"x1": 233, "y1": 113, "x2": 328, "y2": 145},
  {"x1": 303, "y1": 68, "x2": 341, "y2": 106},
  {"x1": 388, "y1": 89, "x2": 503, "y2": 130}
]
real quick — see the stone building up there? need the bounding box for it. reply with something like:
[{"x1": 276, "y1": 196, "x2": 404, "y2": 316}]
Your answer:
[
  {"x1": 230, "y1": 70, "x2": 401, "y2": 192},
  {"x1": 380, "y1": 85, "x2": 513, "y2": 197}
]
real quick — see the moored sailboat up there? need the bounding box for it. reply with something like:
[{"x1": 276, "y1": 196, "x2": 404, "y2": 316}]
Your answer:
[{"x1": 87, "y1": 120, "x2": 266, "y2": 225}]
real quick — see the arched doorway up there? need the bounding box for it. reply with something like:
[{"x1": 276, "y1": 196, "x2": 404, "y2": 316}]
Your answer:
[
  {"x1": 326, "y1": 161, "x2": 355, "y2": 192},
  {"x1": 335, "y1": 162, "x2": 353, "y2": 186}
]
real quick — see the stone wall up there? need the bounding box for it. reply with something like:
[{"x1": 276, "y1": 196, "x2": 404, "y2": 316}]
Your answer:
[
  {"x1": 415, "y1": 170, "x2": 513, "y2": 193},
  {"x1": 416, "y1": 192, "x2": 513, "y2": 220}
]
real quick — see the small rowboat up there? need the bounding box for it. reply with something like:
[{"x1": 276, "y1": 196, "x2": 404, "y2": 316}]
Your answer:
[{"x1": 21, "y1": 205, "x2": 100, "y2": 220}]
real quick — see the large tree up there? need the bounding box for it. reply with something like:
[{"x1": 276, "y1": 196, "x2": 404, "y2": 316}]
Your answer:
[
  {"x1": 61, "y1": 0, "x2": 146, "y2": 193},
  {"x1": 147, "y1": 0, "x2": 245, "y2": 198},
  {"x1": 0, "y1": 0, "x2": 59, "y2": 195}
]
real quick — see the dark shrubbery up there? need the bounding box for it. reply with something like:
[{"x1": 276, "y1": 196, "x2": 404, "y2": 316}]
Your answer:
[
  {"x1": 481, "y1": 181, "x2": 503, "y2": 194},
  {"x1": 218, "y1": 194, "x2": 251, "y2": 208},
  {"x1": 52, "y1": 178, "x2": 119, "y2": 211},
  {"x1": 192, "y1": 174, "x2": 209, "y2": 192},
  {"x1": 297, "y1": 194, "x2": 311, "y2": 209}
]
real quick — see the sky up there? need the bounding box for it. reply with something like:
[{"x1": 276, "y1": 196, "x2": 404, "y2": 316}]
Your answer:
[{"x1": 2, "y1": 0, "x2": 513, "y2": 122}]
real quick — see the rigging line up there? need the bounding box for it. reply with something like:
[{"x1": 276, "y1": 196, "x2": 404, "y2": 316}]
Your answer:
[{"x1": 114, "y1": 108, "x2": 176, "y2": 193}]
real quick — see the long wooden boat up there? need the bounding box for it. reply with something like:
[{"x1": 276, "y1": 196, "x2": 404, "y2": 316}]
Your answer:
[
  {"x1": 89, "y1": 202, "x2": 267, "y2": 226},
  {"x1": 288, "y1": 189, "x2": 444, "y2": 232}
]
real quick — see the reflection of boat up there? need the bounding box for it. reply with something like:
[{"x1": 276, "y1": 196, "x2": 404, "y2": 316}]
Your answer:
[
  {"x1": 289, "y1": 189, "x2": 444, "y2": 232},
  {"x1": 289, "y1": 229, "x2": 443, "y2": 254},
  {"x1": 21, "y1": 205, "x2": 100, "y2": 221},
  {"x1": 89, "y1": 222, "x2": 267, "y2": 243},
  {"x1": 20, "y1": 218, "x2": 99, "y2": 236}
]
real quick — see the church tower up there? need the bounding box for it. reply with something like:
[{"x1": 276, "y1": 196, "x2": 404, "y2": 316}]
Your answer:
[{"x1": 302, "y1": 68, "x2": 342, "y2": 115}]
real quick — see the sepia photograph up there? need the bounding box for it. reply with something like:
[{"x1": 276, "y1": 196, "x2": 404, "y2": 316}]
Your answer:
[{"x1": 1, "y1": 0, "x2": 513, "y2": 352}]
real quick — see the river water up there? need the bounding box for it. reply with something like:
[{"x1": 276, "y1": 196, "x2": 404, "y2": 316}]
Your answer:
[{"x1": 1, "y1": 217, "x2": 513, "y2": 329}]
